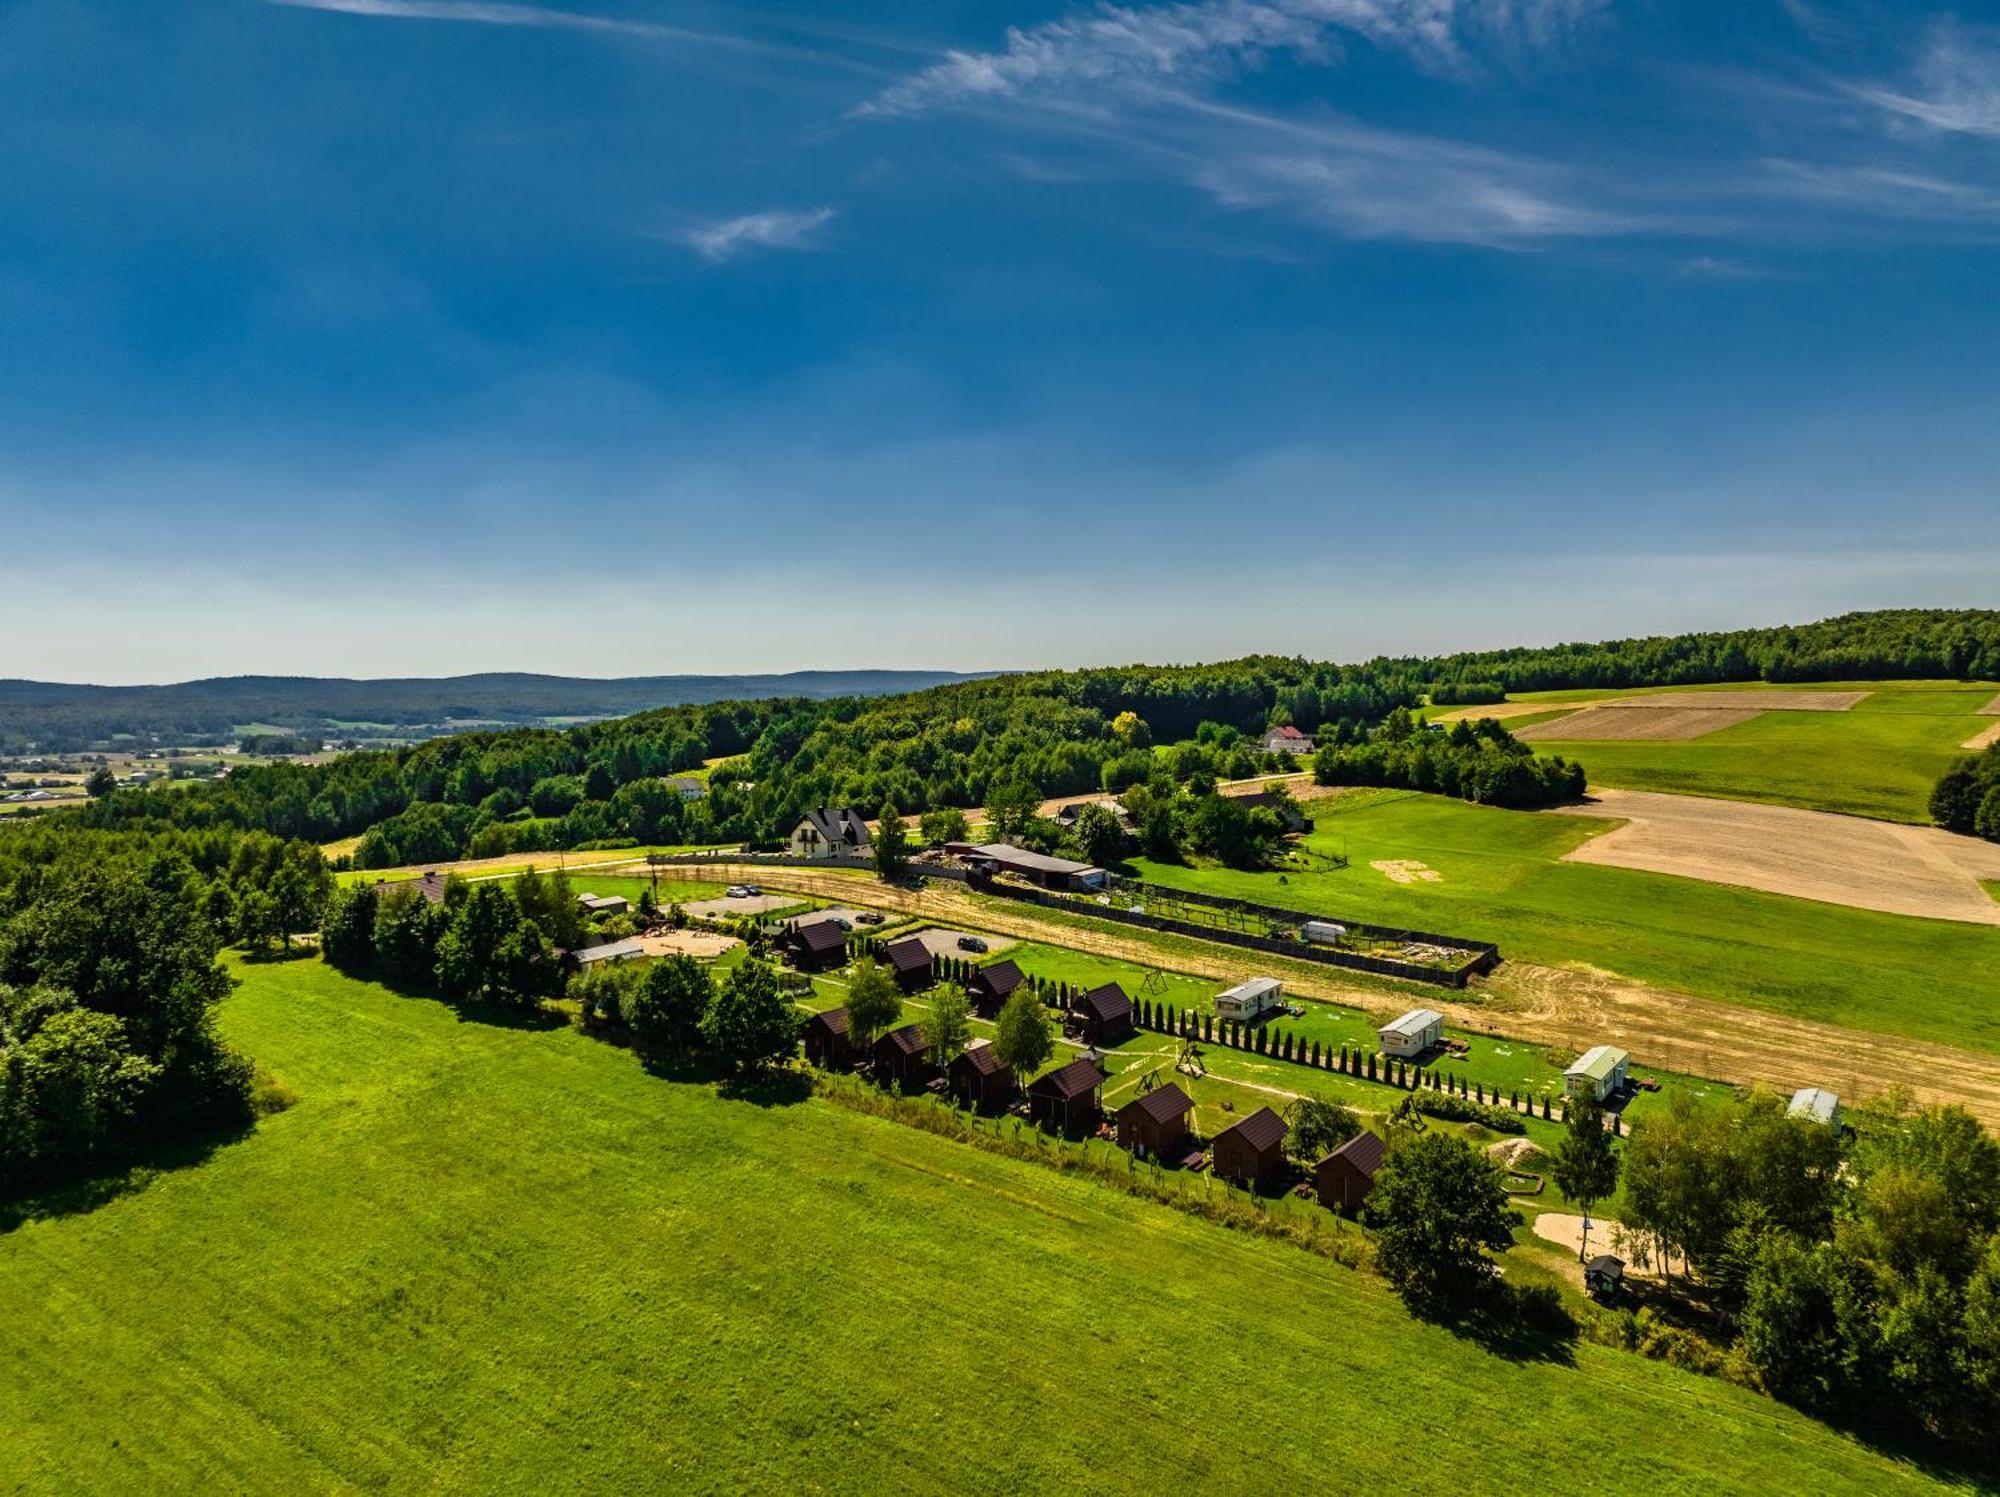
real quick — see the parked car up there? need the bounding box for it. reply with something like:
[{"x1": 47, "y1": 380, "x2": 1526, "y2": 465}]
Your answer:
[
  {"x1": 742, "y1": 884, "x2": 761, "y2": 896},
  {"x1": 957, "y1": 935, "x2": 988, "y2": 953},
  {"x1": 725, "y1": 884, "x2": 751, "y2": 898},
  {"x1": 855, "y1": 912, "x2": 884, "y2": 925},
  {"x1": 832, "y1": 917, "x2": 852, "y2": 931}
]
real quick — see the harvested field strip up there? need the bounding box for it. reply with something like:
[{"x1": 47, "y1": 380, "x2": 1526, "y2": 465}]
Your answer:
[
  {"x1": 650, "y1": 861, "x2": 2000, "y2": 1130},
  {"x1": 1550, "y1": 789, "x2": 2000, "y2": 927},
  {"x1": 1981, "y1": 693, "x2": 2000, "y2": 715},
  {"x1": 1516, "y1": 706, "x2": 1760, "y2": 742},
  {"x1": 1965, "y1": 722, "x2": 2000, "y2": 751},
  {"x1": 1608, "y1": 690, "x2": 1870, "y2": 711}
]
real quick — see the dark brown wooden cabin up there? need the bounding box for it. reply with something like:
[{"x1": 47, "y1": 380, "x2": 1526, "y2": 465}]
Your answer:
[
  {"x1": 1115, "y1": 1082, "x2": 1193, "y2": 1159},
  {"x1": 966, "y1": 958, "x2": 1024, "y2": 1018},
  {"x1": 1314, "y1": 1130, "x2": 1385, "y2": 1213},
  {"x1": 1027, "y1": 1057, "x2": 1104, "y2": 1135},
  {"x1": 873, "y1": 1023, "x2": 934, "y2": 1090},
  {"x1": 1212, "y1": 1106, "x2": 1289, "y2": 1187},
  {"x1": 803, "y1": 1006, "x2": 856, "y2": 1071},
  {"x1": 947, "y1": 1041, "x2": 1016, "y2": 1112},
  {"x1": 786, "y1": 918, "x2": 849, "y2": 973},
  {"x1": 883, "y1": 935, "x2": 935, "y2": 993},
  {"x1": 1073, "y1": 983, "x2": 1134, "y2": 1046}
]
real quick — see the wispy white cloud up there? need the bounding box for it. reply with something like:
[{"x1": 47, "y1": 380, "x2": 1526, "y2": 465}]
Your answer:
[
  {"x1": 856, "y1": 0, "x2": 1606, "y2": 119},
  {"x1": 681, "y1": 207, "x2": 837, "y2": 262},
  {"x1": 262, "y1": 0, "x2": 687, "y2": 39},
  {"x1": 1854, "y1": 19, "x2": 2000, "y2": 137}
]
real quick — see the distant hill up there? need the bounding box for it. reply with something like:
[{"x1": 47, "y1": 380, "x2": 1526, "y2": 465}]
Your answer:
[{"x1": 0, "y1": 670, "x2": 987, "y2": 753}]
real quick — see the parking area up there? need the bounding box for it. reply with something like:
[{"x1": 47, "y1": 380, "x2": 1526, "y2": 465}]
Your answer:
[
  {"x1": 683, "y1": 893, "x2": 803, "y2": 919},
  {"x1": 894, "y1": 925, "x2": 1018, "y2": 959},
  {"x1": 780, "y1": 907, "x2": 883, "y2": 931}
]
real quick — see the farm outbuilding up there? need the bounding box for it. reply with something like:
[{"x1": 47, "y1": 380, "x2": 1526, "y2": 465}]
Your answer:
[
  {"x1": 1379, "y1": 1008, "x2": 1445, "y2": 1059},
  {"x1": 1115, "y1": 1082, "x2": 1193, "y2": 1160},
  {"x1": 804, "y1": 1007, "x2": 856, "y2": 1070},
  {"x1": 1584, "y1": 1255, "x2": 1626, "y2": 1302},
  {"x1": 882, "y1": 936, "x2": 935, "y2": 993},
  {"x1": 947, "y1": 1040, "x2": 1015, "y2": 1111},
  {"x1": 1564, "y1": 1045, "x2": 1630, "y2": 1101},
  {"x1": 1073, "y1": 983, "x2": 1134, "y2": 1046},
  {"x1": 1300, "y1": 920, "x2": 1347, "y2": 946},
  {"x1": 562, "y1": 937, "x2": 646, "y2": 972},
  {"x1": 1212, "y1": 1106, "x2": 1289, "y2": 1187},
  {"x1": 1215, "y1": 977, "x2": 1283, "y2": 1023},
  {"x1": 1028, "y1": 1058, "x2": 1105, "y2": 1135},
  {"x1": 377, "y1": 871, "x2": 449, "y2": 906},
  {"x1": 1788, "y1": 1087, "x2": 1841, "y2": 1128},
  {"x1": 966, "y1": 959, "x2": 1025, "y2": 1017},
  {"x1": 577, "y1": 893, "x2": 629, "y2": 916},
  {"x1": 786, "y1": 919, "x2": 849, "y2": 973},
  {"x1": 962, "y1": 843, "x2": 1108, "y2": 892},
  {"x1": 1315, "y1": 1131, "x2": 1386, "y2": 1213},
  {"x1": 874, "y1": 1024, "x2": 934, "y2": 1091}
]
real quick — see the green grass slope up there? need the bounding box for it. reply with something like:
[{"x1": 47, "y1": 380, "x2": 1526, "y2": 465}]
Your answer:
[
  {"x1": 1505, "y1": 680, "x2": 1996, "y2": 822},
  {"x1": 1136, "y1": 790, "x2": 2000, "y2": 1055},
  {"x1": 0, "y1": 959, "x2": 1963, "y2": 1494}
]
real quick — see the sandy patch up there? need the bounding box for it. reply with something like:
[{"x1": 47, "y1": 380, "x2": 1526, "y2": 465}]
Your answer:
[
  {"x1": 1371, "y1": 859, "x2": 1441, "y2": 885},
  {"x1": 1608, "y1": 690, "x2": 1870, "y2": 712},
  {"x1": 1531, "y1": 1214, "x2": 1660, "y2": 1280},
  {"x1": 1517, "y1": 706, "x2": 1762, "y2": 742},
  {"x1": 1552, "y1": 788, "x2": 2000, "y2": 926},
  {"x1": 1487, "y1": 1137, "x2": 1545, "y2": 1168},
  {"x1": 1965, "y1": 722, "x2": 2000, "y2": 752},
  {"x1": 634, "y1": 929, "x2": 739, "y2": 959},
  {"x1": 1981, "y1": 694, "x2": 2000, "y2": 716}
]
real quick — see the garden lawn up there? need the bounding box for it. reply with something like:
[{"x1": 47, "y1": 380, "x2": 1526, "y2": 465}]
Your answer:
[
  {"x1": 0, "y1": 957, "x2": 1964, "y2": 1494},
  {"x1": 1135, "y1": 790, "x2": 2000, "y2": 1056}
]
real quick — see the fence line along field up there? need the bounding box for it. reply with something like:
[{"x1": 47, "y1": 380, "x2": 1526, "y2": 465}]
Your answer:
[{"x1": 0, "y1": 956, "x2": 1958, "y2": 1495}]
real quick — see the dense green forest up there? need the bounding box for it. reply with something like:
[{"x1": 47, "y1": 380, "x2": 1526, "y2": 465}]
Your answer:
[
  {"x1": 1412, "y1": 608, "x2": 2000, "y2": 698},
  {"x1": 39, "y1": 610, "x2": 2000, "y2": 864}
]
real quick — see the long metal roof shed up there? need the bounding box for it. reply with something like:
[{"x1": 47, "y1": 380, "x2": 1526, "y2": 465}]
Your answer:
[{"x1": 1565, "y1": 1045, "x2": 1629, "y2": 1084}]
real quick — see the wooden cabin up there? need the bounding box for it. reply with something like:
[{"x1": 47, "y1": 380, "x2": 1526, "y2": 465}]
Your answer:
[
  {"x1": 966, "y1": 958, "x2": 1025, "y2": 1018},
  {"x1": 947, "y1": 1040, "x2": 1016, "y2": 1112},
  {"x1": 1073, "y1": 983, "x2": 1134, "y2": 1046},
  {"x1": 883, "y1": 935, "x2": 935, "y2": 993},
  {"x1": 1314, "y1": 1130, "x2": 1385, "y2": 1213},
  {"x1": 1028, "y1": 1057, "x2": 1104, "y2": 1135},
  {"x1": 1115, "y1": 1082, "x2": 1194, "y2": 1160},
  {"x1": 803, "y1": 1007, "x2": 856, "y2": 1070},
  {"x1": 1212, "y1": 1106, "x2": 1289, "y2": 1187},
  {"x1": 786, "y1": 918, "x2": 849, "y2": 973},
  {"x1": 873, "y1": 1023, "x2": 934, "y2": 1090}
]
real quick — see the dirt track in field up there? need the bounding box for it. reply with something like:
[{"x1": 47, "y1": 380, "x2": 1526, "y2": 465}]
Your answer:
[
  {"x1": 647, "y1": 860, "x2": 2000, "y2": 1128},
  {"x1": 1550, "y1": 789, "x2": 2000, "y2": 926},
  {"x1": 1515, "y1": 706, "x2": 1761, "y2": 742},
  {"x1": 1966, "y1": 723, "x2": 2000, "y2": 751},
  {"x1": 1429, "y1": 701, "x2": 1583, "y2": 724}
]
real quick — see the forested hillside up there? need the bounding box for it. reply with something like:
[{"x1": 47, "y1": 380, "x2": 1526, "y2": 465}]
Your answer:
[
  {"x1": 35, "y1": 610, "x2": 2000, "y2": 864},
  {"x1": 0, "y1": 669, "x2": 980, "y2": 753}
]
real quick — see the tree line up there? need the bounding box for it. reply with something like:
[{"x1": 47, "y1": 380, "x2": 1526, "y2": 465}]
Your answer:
[
  {"x1": 1932, "y1": 742, "x2": 2000, "y2": 843},
  {"x1": 1312, "y1": 712, "x2": 1586, "y2": 809}
]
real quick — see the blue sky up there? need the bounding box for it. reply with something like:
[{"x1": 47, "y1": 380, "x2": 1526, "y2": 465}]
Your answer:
[{"x1": 1, "y1": 0, "x2": 1997, "y2": 681}]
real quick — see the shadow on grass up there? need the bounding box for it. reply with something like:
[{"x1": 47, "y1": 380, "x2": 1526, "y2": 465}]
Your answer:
[
  {"x1": 1403, "y1": 1279, "x2": 1579, "y2": 1367},
  {"x1": 0, "y1": 1116, "x2": 256, "y2": 1236},
  {"x1": 240, "y1": 944, "x2": 319, "y2": 965},
  {"x1": 635, "y1": 1050, "x2": 811, "y2": 1108}
]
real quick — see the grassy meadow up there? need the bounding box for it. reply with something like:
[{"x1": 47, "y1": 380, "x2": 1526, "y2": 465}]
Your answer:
[
  {"x1": 1133, "y1": 790, "x2": 2000, "y2": 1055},
  {"x1": 1458, "y1": 679, "x2": 1998, "y2": 822},
  {"x1": 0, "y1": 957, "x2": 1964, "y2": 1494}
]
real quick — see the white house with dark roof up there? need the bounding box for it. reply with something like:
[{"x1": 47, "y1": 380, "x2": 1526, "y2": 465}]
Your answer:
[
  {"x1": 789, "y1": 807, "x2": 872, "y2": 859},
  {"x1": 1260, "y1": 724, "x2": 1317, "y2": 755}
]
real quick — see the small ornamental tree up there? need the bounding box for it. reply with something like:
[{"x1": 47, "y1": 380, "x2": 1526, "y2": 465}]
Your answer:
[
  {"x1": 845, "y1": 959, "x2": 903, "y2": 1049},
  {"x1": 924, "y1": 984, "x2": 972, "y2": 1068},
  {"x1": 628, "y1": 953, "x2": 713, "y2": 1056},
  {"x1": 700, "y1": 958, "x2": 799, "y2": 1074},
  {"x1": 1551, "y1": 1087, "x2": 1622, "y2": 1260},
  {"x1": 1369, "y1": 1131, "x2": 1517, "y2": 1308},
  {"x1": 994, "y1": 987, "x2": 1054, "y2": 1079},
  {"x1": 1287, "y1": 1097, "x2": 1362, "y2": 1164},
  {"x1": 874, "y1": 803, "x2": 910, "y2": 880}
]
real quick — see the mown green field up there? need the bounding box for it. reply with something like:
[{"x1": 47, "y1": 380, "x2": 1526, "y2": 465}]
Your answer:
[
  {"x1": 0, "y1": 958, "x2": 1961, "y2": 1494},
  {"x1": 1471, "y1": 679, "x2": 1997, "y2": 822},
  {"x1": 1134, "y1": 790, "x2": 2000, "y2": 1056}
]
